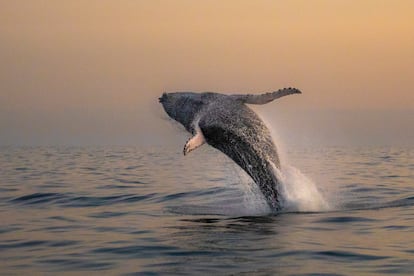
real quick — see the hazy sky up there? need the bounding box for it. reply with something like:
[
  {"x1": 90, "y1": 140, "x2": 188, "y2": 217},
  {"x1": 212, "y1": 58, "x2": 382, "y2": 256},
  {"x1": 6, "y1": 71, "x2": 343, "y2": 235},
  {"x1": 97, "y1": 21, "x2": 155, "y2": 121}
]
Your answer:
[{"x1": 1, "y1": 1, "x2": 413, "y2": 146}]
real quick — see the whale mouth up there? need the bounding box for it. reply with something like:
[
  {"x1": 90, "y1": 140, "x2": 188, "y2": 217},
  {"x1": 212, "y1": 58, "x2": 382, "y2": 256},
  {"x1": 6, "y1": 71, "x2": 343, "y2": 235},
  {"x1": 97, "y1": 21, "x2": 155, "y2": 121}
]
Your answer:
[{"x1": 159, "y1": 93, "x2": 167, "y2": 103}]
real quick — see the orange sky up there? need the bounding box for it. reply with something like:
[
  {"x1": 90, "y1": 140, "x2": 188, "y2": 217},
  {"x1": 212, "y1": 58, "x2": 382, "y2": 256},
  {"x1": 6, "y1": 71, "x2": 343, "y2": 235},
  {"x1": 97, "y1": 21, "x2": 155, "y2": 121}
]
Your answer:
[{"x1": 1, "y1": 1, "x2": 413, "y2": 145}]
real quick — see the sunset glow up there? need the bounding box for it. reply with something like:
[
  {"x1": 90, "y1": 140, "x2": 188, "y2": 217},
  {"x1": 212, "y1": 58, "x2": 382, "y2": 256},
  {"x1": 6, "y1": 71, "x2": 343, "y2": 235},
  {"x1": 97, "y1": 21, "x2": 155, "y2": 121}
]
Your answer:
[{"x1": 1, "y1": 1, "x2": 413, "y2": 145}]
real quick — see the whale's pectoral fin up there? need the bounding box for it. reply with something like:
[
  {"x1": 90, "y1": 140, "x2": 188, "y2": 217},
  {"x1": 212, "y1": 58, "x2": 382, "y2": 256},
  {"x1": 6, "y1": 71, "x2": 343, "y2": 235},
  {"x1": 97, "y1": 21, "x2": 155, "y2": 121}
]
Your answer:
[
  {"x1": 231, "y1": 87, "x2": 301, "y2": 105},
  {"x1": 183, "y1": 127, "x2": 206, "y2": 156}
]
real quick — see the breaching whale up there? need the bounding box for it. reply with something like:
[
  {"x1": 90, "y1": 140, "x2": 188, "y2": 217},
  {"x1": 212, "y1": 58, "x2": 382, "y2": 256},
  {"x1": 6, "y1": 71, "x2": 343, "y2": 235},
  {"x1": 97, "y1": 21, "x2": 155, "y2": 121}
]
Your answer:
[{"x1": 159, "y1": 88, "x2": 301, "y2": 210}]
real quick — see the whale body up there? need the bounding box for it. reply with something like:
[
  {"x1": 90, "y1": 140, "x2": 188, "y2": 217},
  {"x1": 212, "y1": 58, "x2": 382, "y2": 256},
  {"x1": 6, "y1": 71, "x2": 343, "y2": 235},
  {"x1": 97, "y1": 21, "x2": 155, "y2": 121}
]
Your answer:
[{"x1": 159, "y1": 88, "x2": 301, "y2": 210}]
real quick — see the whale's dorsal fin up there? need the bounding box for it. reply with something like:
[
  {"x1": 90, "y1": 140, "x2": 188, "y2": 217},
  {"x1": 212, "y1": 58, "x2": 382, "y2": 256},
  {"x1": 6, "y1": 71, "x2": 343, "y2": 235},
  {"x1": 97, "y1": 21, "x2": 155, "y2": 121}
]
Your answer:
[
  {"x1": 183, "y1": 125, "x2": 206, "y2": 155},
  {"x1": 230, "y1": 87, "x2": 301, "y2": 105}
]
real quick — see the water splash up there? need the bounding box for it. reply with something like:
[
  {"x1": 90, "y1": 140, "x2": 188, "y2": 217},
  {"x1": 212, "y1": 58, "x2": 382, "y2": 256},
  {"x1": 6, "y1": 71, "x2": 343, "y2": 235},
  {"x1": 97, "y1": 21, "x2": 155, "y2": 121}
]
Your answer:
[
  {"x1": 222, "y1": 165, "x2": 272, "y2": 216},
  {"x1": 275, "y1": 165, "x2": 331, "y2": 212},
  {"x1": 235, "y1": 162, "x2": 331, "y2": 214},
  {"x1": 239, "y1": 177, "x2": 272, "y2": 216},
  {"x1": 254, "y1": 113, "x2": 331, "y2": 213}
]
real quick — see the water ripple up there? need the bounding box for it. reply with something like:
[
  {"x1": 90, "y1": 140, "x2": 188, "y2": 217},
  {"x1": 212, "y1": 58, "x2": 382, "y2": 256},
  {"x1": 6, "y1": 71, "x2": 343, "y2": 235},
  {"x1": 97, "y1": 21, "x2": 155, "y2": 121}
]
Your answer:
[
  {"x1": 10, "y1": 192, "x2": 158, "y2": 207},
  {"x1": 315, "y1": 250, "x2": 389, "y2": 261},
  {"x1": 10, "y1": 193, "x2": 65, "y2": 205},
  {"x1": 316, "y1": 216, "x2": 377, "y2": 223},
  {"x1": 1, "y1": 146, "x2": 414, "y2": 275},
  {"x1": 92, "y1": 245, "x2": 181, "y2": 258}
]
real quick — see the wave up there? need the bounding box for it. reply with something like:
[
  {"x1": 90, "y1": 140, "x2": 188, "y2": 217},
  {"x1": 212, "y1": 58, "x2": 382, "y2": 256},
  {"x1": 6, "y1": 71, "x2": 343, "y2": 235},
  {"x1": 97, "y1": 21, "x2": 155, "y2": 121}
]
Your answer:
[{"x1": 10, "y1": 192, "x2": 157, "y2": 207}]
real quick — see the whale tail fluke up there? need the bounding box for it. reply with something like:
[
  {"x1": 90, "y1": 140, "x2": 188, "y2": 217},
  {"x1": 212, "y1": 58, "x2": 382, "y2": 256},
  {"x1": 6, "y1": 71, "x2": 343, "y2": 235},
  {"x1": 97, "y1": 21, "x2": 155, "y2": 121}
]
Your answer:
[{"x1": 231, "y1": 87, "x2": 301, "y2": 105}]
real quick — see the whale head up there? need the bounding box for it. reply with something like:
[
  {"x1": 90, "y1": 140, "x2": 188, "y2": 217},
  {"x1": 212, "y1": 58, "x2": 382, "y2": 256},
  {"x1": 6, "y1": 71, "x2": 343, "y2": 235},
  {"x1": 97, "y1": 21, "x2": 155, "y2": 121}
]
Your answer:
[{"x1": 159, "y1": 92, "x2": 207, "y2": 131}]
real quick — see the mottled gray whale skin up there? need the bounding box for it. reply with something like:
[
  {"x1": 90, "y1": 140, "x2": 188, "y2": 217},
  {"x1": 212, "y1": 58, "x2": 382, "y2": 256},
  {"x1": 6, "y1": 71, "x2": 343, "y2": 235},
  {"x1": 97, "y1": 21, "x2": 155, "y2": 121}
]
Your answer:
[{"x1": 159, "y1": 88, "x2": 301, "y2": 210}]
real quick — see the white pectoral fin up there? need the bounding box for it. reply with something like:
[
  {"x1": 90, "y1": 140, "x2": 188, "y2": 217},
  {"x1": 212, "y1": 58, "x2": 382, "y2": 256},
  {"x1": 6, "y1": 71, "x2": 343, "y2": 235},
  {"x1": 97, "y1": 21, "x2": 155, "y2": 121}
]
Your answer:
[{"x1": 183, "y1": 127, "x2": 206, "y2": 156}]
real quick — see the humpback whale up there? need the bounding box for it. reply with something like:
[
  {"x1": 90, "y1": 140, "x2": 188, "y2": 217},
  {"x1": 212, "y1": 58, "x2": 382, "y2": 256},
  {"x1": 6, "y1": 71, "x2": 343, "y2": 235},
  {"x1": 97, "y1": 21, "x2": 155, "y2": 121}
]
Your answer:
[{"x1": 159, "y1": 88, "x2": 301, "y2": 210}]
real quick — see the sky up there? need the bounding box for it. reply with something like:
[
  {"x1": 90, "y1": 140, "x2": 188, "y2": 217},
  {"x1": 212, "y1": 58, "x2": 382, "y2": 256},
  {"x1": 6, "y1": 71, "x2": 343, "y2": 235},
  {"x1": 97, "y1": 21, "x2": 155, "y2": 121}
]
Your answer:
[{"x1": 1, "y1": 1, "x2": 413, "y2": 146}]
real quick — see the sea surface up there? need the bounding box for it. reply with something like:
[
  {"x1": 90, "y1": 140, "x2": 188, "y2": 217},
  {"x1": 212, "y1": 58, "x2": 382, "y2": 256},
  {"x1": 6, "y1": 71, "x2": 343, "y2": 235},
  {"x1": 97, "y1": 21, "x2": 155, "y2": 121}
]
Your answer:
[{"x1": 1, "y1": 145, "x2": 414, "y2": 275}]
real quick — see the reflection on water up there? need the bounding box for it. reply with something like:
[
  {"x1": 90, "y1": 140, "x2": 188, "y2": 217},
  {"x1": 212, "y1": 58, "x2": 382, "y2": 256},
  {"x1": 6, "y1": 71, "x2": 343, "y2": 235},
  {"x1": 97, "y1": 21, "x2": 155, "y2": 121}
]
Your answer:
[{"x1": 0, "y1": 146, "x2": 413, "y2": 275}]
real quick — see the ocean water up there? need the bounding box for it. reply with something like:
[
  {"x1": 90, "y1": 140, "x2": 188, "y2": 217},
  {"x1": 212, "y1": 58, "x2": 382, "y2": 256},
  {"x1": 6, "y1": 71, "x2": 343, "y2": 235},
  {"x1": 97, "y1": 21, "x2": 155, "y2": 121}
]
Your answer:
[{"x1": 1, "y1": 145, "x2": 414, "y2": 275}]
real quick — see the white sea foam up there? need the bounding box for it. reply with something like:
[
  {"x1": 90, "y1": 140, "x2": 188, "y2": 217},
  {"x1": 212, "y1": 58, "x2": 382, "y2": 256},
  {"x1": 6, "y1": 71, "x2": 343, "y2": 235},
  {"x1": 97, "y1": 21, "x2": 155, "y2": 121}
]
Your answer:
[
  {"x1": 275, "y1": 164, "x2": 331, "y2": 212},
  {"x1": 240, "y1": 177, "x2": 272, "y2": 216},
  {"x1": 237, "y1": 162, "x2": 331, "y2": 214},
  {"x1": 242, "y1": 112, "x2": 332, "y2": 213}
]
